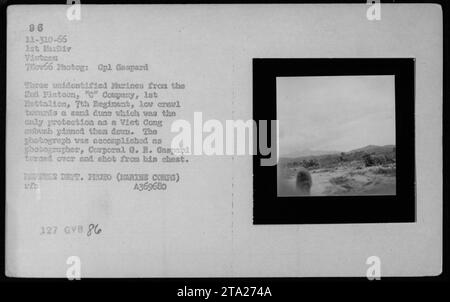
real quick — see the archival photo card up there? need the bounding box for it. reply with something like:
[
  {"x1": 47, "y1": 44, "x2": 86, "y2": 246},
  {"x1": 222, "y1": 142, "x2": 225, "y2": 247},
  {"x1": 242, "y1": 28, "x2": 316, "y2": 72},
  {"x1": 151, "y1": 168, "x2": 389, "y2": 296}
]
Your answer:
[
  {"x1": 4, "y1": 4, "x2": 442, "y2": 280},
  {"x1": 277, "y1": 76, "x2": 396, "y2": 197}
]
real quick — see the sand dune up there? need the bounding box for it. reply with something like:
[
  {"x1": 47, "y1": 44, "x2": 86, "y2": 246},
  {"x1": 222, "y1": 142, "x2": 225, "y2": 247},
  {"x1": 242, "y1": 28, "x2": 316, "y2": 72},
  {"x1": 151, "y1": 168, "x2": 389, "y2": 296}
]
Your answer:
[{"x1": 278, "y1": 164, "x2": 396, "y2": 196}]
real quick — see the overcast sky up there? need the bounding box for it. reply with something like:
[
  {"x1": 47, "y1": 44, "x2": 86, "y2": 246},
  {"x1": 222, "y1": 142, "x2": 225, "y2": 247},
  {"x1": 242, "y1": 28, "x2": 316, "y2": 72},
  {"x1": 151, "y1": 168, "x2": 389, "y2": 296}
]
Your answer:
[{"x1": 277, "y1": 75, "x2": 396, "y2": 157}]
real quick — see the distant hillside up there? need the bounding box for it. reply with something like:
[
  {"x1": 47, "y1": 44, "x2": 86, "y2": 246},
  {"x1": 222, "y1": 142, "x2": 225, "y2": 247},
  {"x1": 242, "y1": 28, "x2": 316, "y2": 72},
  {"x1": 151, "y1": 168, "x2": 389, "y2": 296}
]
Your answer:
[
  {"x1": 280, "y1": 144, "x2": 396, "y2": 169},
  {"x1": 348, "y1": 144, "x2": 395, "y2": 154}
]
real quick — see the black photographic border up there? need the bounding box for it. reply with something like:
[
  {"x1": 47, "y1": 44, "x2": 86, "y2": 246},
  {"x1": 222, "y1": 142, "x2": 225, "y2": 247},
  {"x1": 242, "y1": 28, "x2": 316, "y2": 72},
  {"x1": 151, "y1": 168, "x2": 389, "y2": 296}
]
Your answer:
[{"x1": 253, "y1": 58, "x2": 416, "y2": 224}]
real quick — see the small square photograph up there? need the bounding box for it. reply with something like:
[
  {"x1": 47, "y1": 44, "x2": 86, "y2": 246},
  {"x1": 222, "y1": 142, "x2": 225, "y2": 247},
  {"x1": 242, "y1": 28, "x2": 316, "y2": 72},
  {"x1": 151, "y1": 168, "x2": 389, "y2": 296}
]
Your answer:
[{"x1": 277, "y1": 75, "x2": 396, "y2": 197}]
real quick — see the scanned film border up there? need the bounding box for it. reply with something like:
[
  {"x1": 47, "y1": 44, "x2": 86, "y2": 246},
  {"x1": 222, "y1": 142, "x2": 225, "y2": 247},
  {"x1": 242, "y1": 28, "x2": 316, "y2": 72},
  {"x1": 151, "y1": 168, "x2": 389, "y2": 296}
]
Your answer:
[{"x1": 253, "y1": 58, "x2": 416, "y2": 224}]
